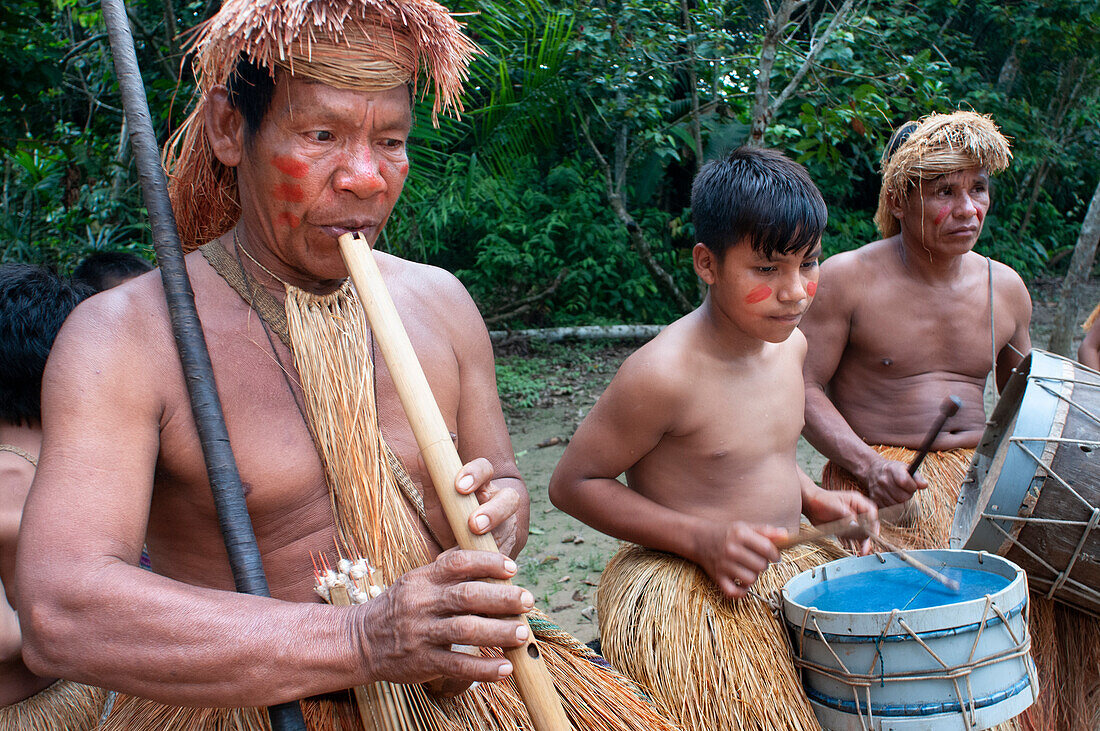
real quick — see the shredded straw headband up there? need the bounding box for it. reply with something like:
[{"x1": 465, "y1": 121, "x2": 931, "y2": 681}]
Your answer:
[
  {"x1": 874, "y1": 111, "x2": 1012, "y2": 237},
  {"x1": 166, "y1": 0, "x2": 478, "y2": 251}
]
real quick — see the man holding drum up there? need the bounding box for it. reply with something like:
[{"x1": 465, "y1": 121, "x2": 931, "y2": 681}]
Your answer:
[
  {"x1": 802, "y1": 110, "x2": 1098, "y2": 729},
  {"x1": 15, "y1": 1, "x2": 674, "y2": 729}
]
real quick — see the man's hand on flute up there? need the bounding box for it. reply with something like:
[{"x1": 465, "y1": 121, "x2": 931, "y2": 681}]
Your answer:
[
  {"x1": 454, "y1": 457, "x2": 527, "y2": 559},
  {"x1": 358, "y1": 549, "x2": 534, "y2": 686}
]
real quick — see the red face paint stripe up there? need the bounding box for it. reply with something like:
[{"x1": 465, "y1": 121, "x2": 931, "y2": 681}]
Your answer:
[
  {"x1": 272, "y1": 156, "x2": 309, "y2": 179},
  {"x1": 272, "y1": 183, "x2": 305, "y2": 202},
  {"x1": 275, "y1": 212, "x2": 301, "y2": 228},
  {"x1": 745, "y1": 285, "x2": 772, "y2": 304},
  {"x1": 933, "y1": 207, "x2": 950, "y2": 225},
  {"x1": 806, "y1": 281, "x2": 817, "y2": 297}
]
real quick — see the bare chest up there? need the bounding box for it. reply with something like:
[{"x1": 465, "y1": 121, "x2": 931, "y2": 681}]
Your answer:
[
  {"x1": 845, "y1": 285, "x2": 1007, "y2": 381},
  {"x1": 148, "y1": 289, "x2": 460, "y2": 594}
]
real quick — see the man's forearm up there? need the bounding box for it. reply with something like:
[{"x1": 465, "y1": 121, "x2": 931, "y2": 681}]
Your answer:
[
  {"x1": 803, "y1": 387, "x2": 882, "y2": 482},
  {"x1": 20, "y1": 562, "x2": 365, "y2": 707}
]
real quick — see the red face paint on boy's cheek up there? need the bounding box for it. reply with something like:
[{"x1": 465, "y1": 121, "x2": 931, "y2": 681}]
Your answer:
[
  {"x1": 745, "y1": 285, "x2": 772, "y2": 304},
  {"x1": 273, "y1": 183, "x2": 305, "y2": 202},
  {"x1": 275, "y1": 212, "x2": 301, "y2": 228},
  {"x1": 272, "y1": 156, "x2": 309, "y2": 179},
  {"x1": 933, "y1": 207, "x2": 950, "y2": 226},
  {"x1": 806, "y1": 281, "x2": 817, "y2": 297}
]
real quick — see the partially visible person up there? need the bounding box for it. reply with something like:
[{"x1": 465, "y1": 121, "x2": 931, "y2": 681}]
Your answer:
[
  {"x1": 1079, "y1": 301, "x2": 1100, "y2": 371},
  {"x1": 802, "y1": 111, "x2": 1098, "y2": 730},
  {"x1": 0, "y1": 263, "x2": 101, "y2": 729},
  {"x1": 72, "y1": 250, "x2": 153, "y2": 292},
  {"x1": 550, "y1": 147, "x2": 877, "y2": 731}
]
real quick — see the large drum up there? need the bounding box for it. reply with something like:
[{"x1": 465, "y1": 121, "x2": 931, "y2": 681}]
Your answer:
[
  {"x1": 950, "y1": 349, "x2": 1100, "y2": 616},
  {"x1": 781, "y1": 549, "x2": 1036, "y2": 731}
]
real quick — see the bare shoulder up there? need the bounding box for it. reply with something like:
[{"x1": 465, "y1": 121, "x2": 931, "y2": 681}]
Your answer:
[
  {"x1": 815, "y1": 241, "x2": 888, "y2": 309},
  {"x1": 988, "y1": 258, "x2": 1032, "y2": 312},
  {"x1": 45, "y1": 261, "x2": 181, "y2": 409},
  {"x1": 610, "y1": 317, "x2": 695, "y2": 401},
  {"x1": 376, "y1": 252, "x2": 482, "y2": 330}
]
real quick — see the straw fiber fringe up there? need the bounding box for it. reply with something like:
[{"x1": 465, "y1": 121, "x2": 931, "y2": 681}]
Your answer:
[
  {"x1": 0, "y1": 679, "x2": 105, "y2": 731},
  {"x1": 286, "y1": 281, "x2": 430, "y2": 583},
  {"x1": 284, "y1": 283, "x2": 681, "y2": 730},
  {"x1": 820, "y1": 445, "x2": 972, "y2": 550},
  {"x1": 874, "y1": 111, "x2": 1012, "y2": 237},
  {"x1": 1084, "y1": 301, "x2": 1100, "y2": 332},
  {"x1": 597, "y1": 542, "x2": 844, "y2": 731},
  {"x1": 166, "y1": 0, "x2": 479, "y2": 251},
  {"x1": 99, "y1": 691, "x2": 365, "y2": 731}
]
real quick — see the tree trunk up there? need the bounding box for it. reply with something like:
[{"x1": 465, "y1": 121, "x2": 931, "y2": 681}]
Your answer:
[
  {"x1": 579, "y1": 115, "x2": 695, "y2": 314},
  {"x1": 608, "y1": 192, "x2": 694, "y2": 313},
  {"x1": 490, "y1": 324, "x2": 665, "y2": 345},
  {"x1": 750, "y1": 0, "x2": 858, "y2": 147},
  {"x1": 748, "y1": 0, "x2": 797, "y2": 147},
  {"x1": 680, "y1": 0, "x2": 704, "y2": 172},
  {"x1": 110, "y1": 115, "x2": 131, "y2": 200},
  {"x1": 1048, "y1": 179, "x2": 1100, "y2": 356},
  {"x1": 997, "y1": 42, "x2": 1019, "y2": 94},
  {"x1": 162, "y1": 0, "x2": 180, "y2": 69}
]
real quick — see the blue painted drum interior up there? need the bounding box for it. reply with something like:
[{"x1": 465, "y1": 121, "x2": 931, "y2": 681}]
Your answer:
[{"x1": 793, "y1": 565, "x2": 1011, "y2": 613}]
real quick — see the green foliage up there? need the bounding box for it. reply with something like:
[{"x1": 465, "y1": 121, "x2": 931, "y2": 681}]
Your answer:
[{"x1": 0, "y1": 0, "x2": 1097, "y2": 317}]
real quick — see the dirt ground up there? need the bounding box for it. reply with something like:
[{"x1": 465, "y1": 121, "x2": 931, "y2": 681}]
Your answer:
[{"x1": 503, "y1": 277, "x2": 1100, "y2": 643}]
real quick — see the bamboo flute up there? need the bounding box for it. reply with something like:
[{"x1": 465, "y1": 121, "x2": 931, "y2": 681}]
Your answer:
[{"x1": 338, "y1": 232, "x2": 573, "y2": 731}]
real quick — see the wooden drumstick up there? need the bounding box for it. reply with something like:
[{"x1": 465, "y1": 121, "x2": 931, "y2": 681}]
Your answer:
[
  {"x1": 869, "y1": 533, "x2": 960, "y2": 592},
  {"x1": 776, "y1": 504, "x2": 906, "y2": 550},
  {"x1": 909, "y1": 395, "x2": 963, "y2": 476},
  {"x1": 338, "y1": 233, "x2": 572, "y2": 731}
]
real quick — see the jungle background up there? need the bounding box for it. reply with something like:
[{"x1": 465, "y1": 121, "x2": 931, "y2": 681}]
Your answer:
[{"x1": 1, "y1": 0, "x2": 1099, "y2": 638}]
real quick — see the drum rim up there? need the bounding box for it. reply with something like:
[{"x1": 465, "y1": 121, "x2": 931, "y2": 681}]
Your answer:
[
  {"x1": 950, "y1": 349, "x2": 1075, "y2": 551},
  {"x1": 779, "y1": 549, "x2": 1027, "y2": 635}
]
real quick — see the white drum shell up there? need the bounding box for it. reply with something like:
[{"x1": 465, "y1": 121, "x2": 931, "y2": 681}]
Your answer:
[{"x1": 781, "y1": 550, "x2": 1036, "y2": 731}]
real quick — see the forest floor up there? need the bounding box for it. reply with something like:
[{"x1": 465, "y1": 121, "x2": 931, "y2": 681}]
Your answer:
[{"x1": 500, "y1": 276, "x2": 1100, "y2": 643}]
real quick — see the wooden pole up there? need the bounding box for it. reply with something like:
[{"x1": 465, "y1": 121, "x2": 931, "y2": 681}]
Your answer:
[
  {"x1": 98, "y1": 0, "x2": 305, "y2": 727},
  {"x1": 338, "y1": 232, "x2": 573, "y2": 731}
]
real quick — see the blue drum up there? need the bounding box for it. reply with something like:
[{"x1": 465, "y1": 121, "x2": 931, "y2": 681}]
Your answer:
[
  {"x1": 781, "y1": 550, "x2": 1036, "y2": 730},
  {"x1": 951, "y1": 349, "x2": 1100, "y2": 616}
]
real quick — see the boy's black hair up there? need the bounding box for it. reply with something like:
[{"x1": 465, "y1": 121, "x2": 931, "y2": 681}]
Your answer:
[
  {"x1": 72, "y1": 250, "x2": 153, "y2": 292},
  {"x1": 227, "y1": 56, "x2": 278, "y2": 138},
  {"x1": 0, "y1": 264, "x2": 91, "y2": 426},
  {"x1": 691, "y1": 147, "x2": 827, "y2": 259}
]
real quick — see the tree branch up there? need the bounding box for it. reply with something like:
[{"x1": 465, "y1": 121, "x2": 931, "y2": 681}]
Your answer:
[{"x1": 482, "y1": 269, "x2": 568, "y2": 325}]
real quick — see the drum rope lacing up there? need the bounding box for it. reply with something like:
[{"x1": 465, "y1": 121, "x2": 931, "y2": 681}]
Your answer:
[
  {"x1": 789, "y1": 591, "x2": 1034, "y2": 730},
  {"x1": 981, "y1": 393, "x2": 1100, "y2": 603}
]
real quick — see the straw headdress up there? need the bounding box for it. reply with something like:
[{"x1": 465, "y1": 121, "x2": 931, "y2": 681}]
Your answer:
[
  {"x1": 166, "y1": 0, "x2": 478, "y2": 251},
  {"x1": 875, "y1": 111, "x2": 1013, "y2": 237}
]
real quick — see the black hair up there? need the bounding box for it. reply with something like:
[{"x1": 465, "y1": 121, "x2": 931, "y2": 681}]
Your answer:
[
  {"x1": 691, "y1": 147, "x2": 827, "y2": 259},
  {"x1": 72, "y1": 250, "x2": 153, "y2": 292},
  {"x1": 0, "y1": 264, "x2": 92, "y2": 426},
  {"x1": 227, "y1": 56, "x2": 278, "y2": 138},
  {"x1": 883, "y1": 120, "x2": 919, "y2": 166}
]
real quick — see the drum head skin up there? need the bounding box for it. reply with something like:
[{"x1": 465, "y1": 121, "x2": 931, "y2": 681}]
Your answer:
[
  {"x1": 781, "y1": 550, "x2": 1036, "y2": 731},
  {"x1": 951, "y1": 349, "x2": 1100, "y2": 615}
]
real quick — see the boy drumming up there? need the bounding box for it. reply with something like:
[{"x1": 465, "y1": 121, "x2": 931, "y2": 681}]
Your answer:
[{"x1": 549, "y1": 147, "x2": 877, "y2": 731}]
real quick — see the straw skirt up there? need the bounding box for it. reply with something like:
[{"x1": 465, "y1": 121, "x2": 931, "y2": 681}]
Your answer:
[
  {"x1": 820, "y1": 445, "x2": 973, "y2": 551},
  {"x1": 0, "y1": 679, "x2": 106, "y2": 731},
  {"x1": 597, "y1": 542, "x2": 844, "y2": 731}
]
